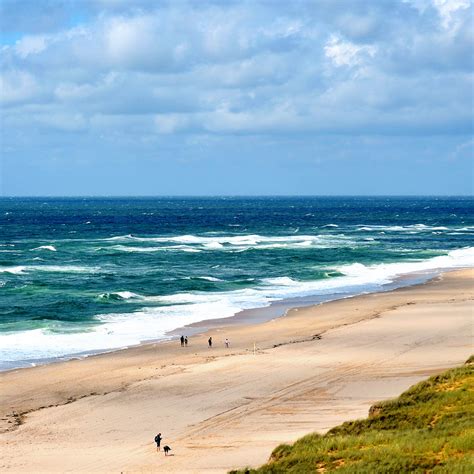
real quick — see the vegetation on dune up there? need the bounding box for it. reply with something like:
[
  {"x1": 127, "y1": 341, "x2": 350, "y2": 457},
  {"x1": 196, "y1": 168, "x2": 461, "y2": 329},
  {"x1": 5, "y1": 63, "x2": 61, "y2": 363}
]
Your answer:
[{"x1": 232, "y1": 357, "x2": 474, "y2": 473}]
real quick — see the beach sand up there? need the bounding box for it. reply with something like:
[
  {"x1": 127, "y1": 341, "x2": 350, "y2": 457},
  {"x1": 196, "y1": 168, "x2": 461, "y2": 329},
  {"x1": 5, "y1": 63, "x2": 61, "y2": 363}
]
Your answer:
[{"x1": 1, "y1": 269, "x2": 473, "y2": 473}]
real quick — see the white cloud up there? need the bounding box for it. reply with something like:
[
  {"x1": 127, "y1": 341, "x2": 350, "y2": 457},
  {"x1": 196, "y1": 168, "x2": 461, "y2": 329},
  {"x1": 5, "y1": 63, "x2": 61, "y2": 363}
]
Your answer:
[
  {"x1": 324, "y1": 35, "x2": 377, "y2": 68},
  {"x1": 0, "y1": 1, "x2": 472, "y2": 139},
  {"x1": 432, "y1": 0, "x2": 471, "y2": 29},
  {"x1": 14, "y1": 35, "x2": 48, "y2": 58},
  {"x1": 403, "y1": 0, "x2": 471, "y2": 29},
  {"x1": 103, "y1": 16, "x2": 157, "y2": 66}
]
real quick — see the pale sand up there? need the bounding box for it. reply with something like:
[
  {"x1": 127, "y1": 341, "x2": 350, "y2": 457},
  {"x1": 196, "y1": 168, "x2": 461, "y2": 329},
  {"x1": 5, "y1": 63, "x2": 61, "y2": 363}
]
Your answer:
[{"x1": 1, "y1": 269, "x2": 473, "y2": 473}]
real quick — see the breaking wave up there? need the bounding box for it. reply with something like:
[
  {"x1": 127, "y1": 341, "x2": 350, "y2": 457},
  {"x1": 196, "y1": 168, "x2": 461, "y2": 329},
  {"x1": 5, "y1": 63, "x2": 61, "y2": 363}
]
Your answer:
[
  {"x1": 0, "y1": 265, "x2": 100, "y2": 274},
  {"x1": 31, "y1": 245, "x2": 57, "y2": 252},
  {"x1": 100, "y1": 233, "x2": 360, "y2": 253}
]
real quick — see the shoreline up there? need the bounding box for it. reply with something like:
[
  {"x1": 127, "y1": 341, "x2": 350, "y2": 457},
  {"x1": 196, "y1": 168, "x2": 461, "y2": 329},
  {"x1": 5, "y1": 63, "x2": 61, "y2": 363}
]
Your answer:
[
  {"x1": 1, "y1": 266, "x2": 458, "y2": 372},
  {"x1": 1, "y1": 268, "x2": 473, "y2": 472}
]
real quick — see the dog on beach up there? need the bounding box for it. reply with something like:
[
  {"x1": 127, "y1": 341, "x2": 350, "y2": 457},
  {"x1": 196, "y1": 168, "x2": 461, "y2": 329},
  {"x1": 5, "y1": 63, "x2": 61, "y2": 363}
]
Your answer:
[{"x1": 163, "y1": 445, "x2": 172, "y2": 456}]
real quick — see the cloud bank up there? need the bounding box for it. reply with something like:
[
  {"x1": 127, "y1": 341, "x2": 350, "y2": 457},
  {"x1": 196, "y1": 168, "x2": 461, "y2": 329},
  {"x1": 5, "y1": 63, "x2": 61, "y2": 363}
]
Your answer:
[{"x1": 0, "y1": 0, "x2": 472, "y2": 195}]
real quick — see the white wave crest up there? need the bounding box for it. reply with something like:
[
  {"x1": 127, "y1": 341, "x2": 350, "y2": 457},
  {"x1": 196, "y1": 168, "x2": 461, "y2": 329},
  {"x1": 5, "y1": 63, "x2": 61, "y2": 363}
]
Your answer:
[
  {"x1": 99, "y1": 291, "x2": 142, "y2": 300},
  {"x1": 0, "y1": 266, "x2": 26, "y2": 274},
  {"x1": 31, "y1": 245, "x2": 57, "y2": 252},
  {"x1": 0, "y1": 265, "x2": 100, "y2": 274},
  {"x1": 355, "y1": 224, "x2": 455, "y2": 233},
  {"x1": 101, "y1": 233, "x2": 358, "y2": 253},
  {"x1": 336, "y1": 247, "x2": 474, "y2": 282},
  {"x1": 107, "y1": 244, "x2": 203, "y2": 253},
  {"x1": 262, "y1": 276, "x2": 298, "y2": 286}
]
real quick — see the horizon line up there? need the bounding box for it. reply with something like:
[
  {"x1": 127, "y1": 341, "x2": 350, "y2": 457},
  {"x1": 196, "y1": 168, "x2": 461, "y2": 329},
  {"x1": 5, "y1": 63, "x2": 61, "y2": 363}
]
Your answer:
[{"x1": 0, "y1": 194, "x2": 473, "y2": 199}]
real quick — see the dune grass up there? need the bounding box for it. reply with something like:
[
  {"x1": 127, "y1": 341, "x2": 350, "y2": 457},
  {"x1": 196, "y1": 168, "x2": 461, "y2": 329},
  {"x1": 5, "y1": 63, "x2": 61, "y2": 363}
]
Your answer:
[{"x1": 232, "y1": 357, "x2": 474, "y2": 473}]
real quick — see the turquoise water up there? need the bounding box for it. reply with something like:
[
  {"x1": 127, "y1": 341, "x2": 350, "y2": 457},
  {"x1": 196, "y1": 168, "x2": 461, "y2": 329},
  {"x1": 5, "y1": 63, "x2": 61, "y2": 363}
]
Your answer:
[{"x1": 0, "y1": 197, "x2": 473, "y2": 368}]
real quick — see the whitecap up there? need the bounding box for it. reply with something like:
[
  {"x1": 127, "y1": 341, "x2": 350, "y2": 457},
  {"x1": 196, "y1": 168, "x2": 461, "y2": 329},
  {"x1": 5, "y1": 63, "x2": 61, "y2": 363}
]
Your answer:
[
  {"x1": 204, "y1": 242, "x2": 224, "y2": 249},
  {"x1": 31, "y1": 245, "x2": 57, "y2": 252},
  {"x1": 0, "y1": 266, "x2": 26, "y2": 274},
  {"x1": 99, "y1": 291, "x2": 142, "y2": 300},
  {"x1": 31, "y1": 265, "x2": 100, "y2": 273},
  {"x1": 336, "y1": 247, "x2": 474, "y2": 283},
  {"x1": 197, "y1": 276, "x2": 222, "y2": 282},
  {"x1": 262, "y1": 276, "x2": 298, "y2": 286},
  {"x1": 0, "y1": 265, "x2": 100, "y2": 274}
]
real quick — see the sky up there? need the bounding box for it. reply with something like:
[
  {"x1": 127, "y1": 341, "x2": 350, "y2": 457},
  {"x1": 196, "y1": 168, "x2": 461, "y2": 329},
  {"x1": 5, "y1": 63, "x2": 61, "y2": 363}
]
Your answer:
[{"x1": 0, "y1": 0, "x2": 473, "y2": 196}]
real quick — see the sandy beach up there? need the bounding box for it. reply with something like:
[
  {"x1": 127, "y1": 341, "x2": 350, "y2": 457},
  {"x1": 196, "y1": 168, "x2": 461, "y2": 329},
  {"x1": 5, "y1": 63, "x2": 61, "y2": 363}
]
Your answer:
[{"x1": 1, "y1": 268, "x2": 473, "y2": 473}]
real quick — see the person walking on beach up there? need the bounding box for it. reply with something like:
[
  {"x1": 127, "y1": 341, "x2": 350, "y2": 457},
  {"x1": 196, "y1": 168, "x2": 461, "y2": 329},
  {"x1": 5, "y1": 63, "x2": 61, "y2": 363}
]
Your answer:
[
  {"x1": 184, "y1": 336, "x2": 188, "y2": 347},
  {"x1": 180, "y1": 335, "x2": 184, "y2": 347},
  {"x1": 154, "y1": 433, "x2": 162, "y2": 452},
  {"x1": 225, "y1": 338, "x2": 230, "y2": 348},
  {"x1": 208, "y1": 336, "x2": 212, "y2": 348}
]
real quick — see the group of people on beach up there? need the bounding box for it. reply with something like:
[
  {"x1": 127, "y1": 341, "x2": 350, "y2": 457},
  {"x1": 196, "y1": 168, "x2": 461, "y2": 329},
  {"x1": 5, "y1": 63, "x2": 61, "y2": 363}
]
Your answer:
[{"x1": 179, "y1": 335, "x2": 230, "y2": 348}]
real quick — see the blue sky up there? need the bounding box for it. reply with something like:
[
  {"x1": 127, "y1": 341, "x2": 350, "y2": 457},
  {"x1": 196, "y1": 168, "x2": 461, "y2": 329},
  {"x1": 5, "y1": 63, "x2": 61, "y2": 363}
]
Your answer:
[{"x1": 0, "y1": 0, "x2": 472, "y2": 196}]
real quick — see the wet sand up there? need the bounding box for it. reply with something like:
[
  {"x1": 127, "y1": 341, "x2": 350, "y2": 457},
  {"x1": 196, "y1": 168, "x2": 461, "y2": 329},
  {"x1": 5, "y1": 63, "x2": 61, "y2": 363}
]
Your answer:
[{"x1": 1, "y1": 268, "x2": 473, "y2": 473}]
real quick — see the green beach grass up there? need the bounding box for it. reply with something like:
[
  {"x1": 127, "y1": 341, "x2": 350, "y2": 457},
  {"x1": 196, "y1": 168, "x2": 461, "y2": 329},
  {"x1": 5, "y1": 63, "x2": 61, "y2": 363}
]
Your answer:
[{"x1": 232, "y1": 357, "x2": 474, "y2": 473}]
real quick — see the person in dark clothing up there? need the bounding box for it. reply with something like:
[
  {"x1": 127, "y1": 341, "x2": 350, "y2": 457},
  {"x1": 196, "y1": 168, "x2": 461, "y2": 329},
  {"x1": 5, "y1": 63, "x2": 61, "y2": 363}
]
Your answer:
[
  {"x1": 208, "y1": 336, "x2": 212, "y2": 348},
  {"x1": 163, "y1": 445, "x2": 171, "y2": 456},
  {"x1": 184, "y1": 336, "x2": 188, "y2": 346},
  {"x1": 154, "y1": 433, "x2": 162, "y2": 451},
  {"x1": 180, "y1": 335, "x2": 184, "y2": 347}
]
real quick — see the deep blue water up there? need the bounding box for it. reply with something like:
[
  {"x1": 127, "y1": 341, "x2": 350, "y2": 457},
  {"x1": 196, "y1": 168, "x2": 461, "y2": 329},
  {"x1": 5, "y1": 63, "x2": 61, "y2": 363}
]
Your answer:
[{"x1": 0, "y1": 196, "x2": 473, "y2": 368}]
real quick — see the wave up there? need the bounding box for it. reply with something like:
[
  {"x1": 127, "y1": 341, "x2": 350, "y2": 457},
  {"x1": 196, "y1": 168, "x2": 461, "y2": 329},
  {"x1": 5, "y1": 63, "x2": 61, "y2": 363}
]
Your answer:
[
  {"x1": 101, "y1": 233, "x2": 360, "y2": 253},
  {"x1": 335, "y1": 247, "x2": 474, "y2": 282},
  {"x1": 0, "y1": 266, "x2": 26, "y2": 274},
  {"x1": 354, "y1": 224, "x2": 464, "y2": 233},
  {"x1": 109, "y1": 245, "x2": 166, "y2": 253},
  {"x1": 134, "y1": 247, "x2": 474, "y2": 308},
  {"x1": 104, "y1": 233, "x2": 345, "y2": 245},
  {"x1": 0, "y1": 265, "x2": 100, "y2": 274},
  {"x1": 31, "y1": 245, "x2": 57, "y2": 252},
  {"x1": 106, "y1": 245, "x2": 203, "y2": 253},
  {"x1": 98, "y1": 291, "x2": 142, "y2": 300}
]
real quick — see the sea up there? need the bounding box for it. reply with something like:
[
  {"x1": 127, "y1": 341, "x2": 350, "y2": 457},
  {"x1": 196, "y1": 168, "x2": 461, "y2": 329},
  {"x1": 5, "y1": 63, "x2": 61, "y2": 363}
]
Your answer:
[{"x1": 0, "y1": 196, "x2": 473, "y2": 370}]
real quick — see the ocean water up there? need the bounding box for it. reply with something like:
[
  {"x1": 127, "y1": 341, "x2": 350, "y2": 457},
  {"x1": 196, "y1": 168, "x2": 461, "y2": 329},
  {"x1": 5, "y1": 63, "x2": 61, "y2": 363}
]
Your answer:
[{"x1": 0, "y1": 196, "x2": 473, "y2": 369}]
